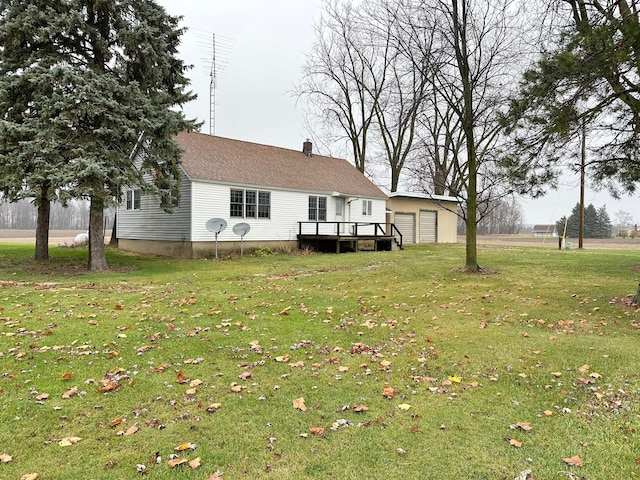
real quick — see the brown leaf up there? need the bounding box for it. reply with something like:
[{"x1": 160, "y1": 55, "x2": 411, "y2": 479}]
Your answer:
[
  {"x1": 98, "y1": 380, "x2": 119, "y2": 392},
  {"x1": 206, "y1": 403, "x2": 222, "y2": 413},
  {"x1": 61, "y1": 387, "x2": 78, "y2": 399},
  {"x1": 563, "y1": 455, "x2": 583, "y2": 467},
  {"x1": 61, "y1": 372, "x2": 73, "y2": 380},
  {"x1": 508, "y1": 438, "x2": 523, "y2": 448},
  {"x1": 185, "y1": 388, "x2": 198, "y2": 395},
  {"x1": 124, "y1": 425, "x2": 139, "y2": 436},
  {"x1": 382, "y1": 386, "x2": 394, "y2": 398},
  {"x1": 176, "y1": 371, "x2": 190, "y2": 384},
  {"x1": 206, "y1": 472, "x2": 224, "y2": 480},
  {"x1": 0, "y1": 453, "x2": 12, "y2": 463},
  {"x1": 238, "y1": 371, "x2": 252, "y2": 380},
  {"x1": 230, "y1": 384, "x2": 243, "y2": 393},
  {"x1": 35, "y1": 393, "x2": 49, "y2": 401},
  {"x1": 167, "y1": 457, "x2": 188, "y2": 468},
  {"x1": 310, "y1": 427, "x2": 325, "y2": 436},
  {"x1": 578, "y1": 364, "x2": 590, "y2": 374},
  {"x1": 515, "y1": 422, "x2": 533, "y2": 432},
  {"x1": 293, "y1": 397, "x2": 307, "y2": 411},
  {"x1": 353, "y1": 405, "x2": 369, "y2": 413},
  {"x1": 20, "y1": 474, "x2": 38, "y2": 480},
  {"x1": 109, "y1": 418, "x2": 123, "y2": 427},
  {"x1": 188, "y1": 457, "x2": 201, "y2": 469}
]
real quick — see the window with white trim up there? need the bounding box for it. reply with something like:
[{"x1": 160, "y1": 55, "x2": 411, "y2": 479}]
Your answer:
[
  {"x1": 126, "y1": 189, "x2": 141, "y2": 210},
  {"x1": 309, "y1": 196, "x2": 327, "y2": 221},
  {"x1": 230, "y1": 188, "x2": 271, "y2": 218},
  {"x1": 362, "y1": 199, "x2": 372, "y2": 216}
]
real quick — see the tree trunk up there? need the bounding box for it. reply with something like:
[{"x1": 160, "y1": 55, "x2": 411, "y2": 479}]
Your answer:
[
  {"x1": 109, "y1": 210, "x2": 118, "y2": 247},
  {"x1": 34, "y1": 182, "x2": 51, "y2": 261},
  {"x1": 632, "y1": 284, "x2": 640, "y2": 305},
  {"x1": 88, "y1": 195, "x2": 108, "y2": 271}
]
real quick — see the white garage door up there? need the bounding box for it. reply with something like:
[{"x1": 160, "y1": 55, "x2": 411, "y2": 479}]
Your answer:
[
  {"x1": 419, "y1": 210, "x2": 437, "y2": 243},
  {"x1": 395, "y1": 213, "x2": 415, "y2": 244}
]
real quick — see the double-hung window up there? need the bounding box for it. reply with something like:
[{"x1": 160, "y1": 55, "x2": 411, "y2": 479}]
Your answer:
[
  {"x1": 230, "y1": 188, "x2": 271, "y2": 219},
  {"x1": 362, "y1": 199, "x2": 372, "y2": 216},
  {"x1": 309, "y1": 196, "x2": 327, "y2": 221},
  {"x1": 126, "y1": 189, "x2": 141, "y2": 210}
]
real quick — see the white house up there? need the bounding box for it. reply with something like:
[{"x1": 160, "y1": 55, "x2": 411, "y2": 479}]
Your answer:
[{"x1": 116, "y1": 132, "x2": 390, "y2": 258}]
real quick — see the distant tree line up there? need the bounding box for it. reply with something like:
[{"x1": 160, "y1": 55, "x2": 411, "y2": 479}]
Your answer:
[
  {"x1": 556, "y1": 203, "x2": 612, "y2": 239},
  {"x1": 0, "y1": 197, "x2": 114, "y2": 231}
]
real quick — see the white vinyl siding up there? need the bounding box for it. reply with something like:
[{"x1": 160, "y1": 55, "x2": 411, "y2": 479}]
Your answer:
[
  {"x1": 117, "y1": 174, "x2": 192, "y2": 241},
  {"x1": 191, "y1": 182, "x2": 386, "y2": 242}
]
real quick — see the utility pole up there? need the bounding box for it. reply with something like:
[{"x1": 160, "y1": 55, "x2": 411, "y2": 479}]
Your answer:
[{"x1": 579, "y1": 121, "x2": 585, "y2": 249}]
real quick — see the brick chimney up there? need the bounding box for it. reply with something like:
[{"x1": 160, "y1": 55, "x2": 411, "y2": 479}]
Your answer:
[{"x1": 302, "y1": 139, "x2": 312, "y2": 157}]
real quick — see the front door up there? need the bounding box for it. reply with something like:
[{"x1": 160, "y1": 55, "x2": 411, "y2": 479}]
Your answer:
[{"x1": 335, "y1": 198, "x2": 345, "y2": 233}]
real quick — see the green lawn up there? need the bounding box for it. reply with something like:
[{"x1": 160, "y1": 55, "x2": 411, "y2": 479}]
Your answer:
[{"x1": 0, "y1": 243, "x2": 639, "y2": 479}]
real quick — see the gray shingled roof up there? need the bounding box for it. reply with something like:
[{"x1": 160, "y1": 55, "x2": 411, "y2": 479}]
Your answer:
[{"x1": 176, "y1": 132, "x2": 387, "y2": 199}]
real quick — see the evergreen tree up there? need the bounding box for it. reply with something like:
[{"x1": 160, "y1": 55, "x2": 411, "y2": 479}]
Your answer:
[
  {"x1": 596, "y1": 205, "x2": 612, "y2": 238},
  {"x1": 558, "y1": 203, "x2": 612, "y2": 239},
  {"x1": 583, "y1": 204, "x2": 598, "y2": 239},
  {"x1": 0, "y1": 0, "x2": 197, "y2": 270}
]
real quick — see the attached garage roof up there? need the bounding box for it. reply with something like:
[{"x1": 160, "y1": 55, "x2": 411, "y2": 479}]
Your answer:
[
  {"x1": 388, "y1": 191, "x2": 459, "y2": 203},
  {"x1": 175, "y1": 132, "x2": 387, "y2": 199}
]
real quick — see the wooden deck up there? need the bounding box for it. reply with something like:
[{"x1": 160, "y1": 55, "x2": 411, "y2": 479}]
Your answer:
[{"x1": 297, "y1": 222, "x2": 402, "y2": 253}]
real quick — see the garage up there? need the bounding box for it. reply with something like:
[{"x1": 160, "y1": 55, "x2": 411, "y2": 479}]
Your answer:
[
  {"x1": 394, "y1": 212, "x2": 416, "y2": 244},
  {"x1": 419, "y1": 210, "x2": 437, "y2": 242},
  {"x1": 387, "y1": 192, "x2": 459, "y2": 244}
]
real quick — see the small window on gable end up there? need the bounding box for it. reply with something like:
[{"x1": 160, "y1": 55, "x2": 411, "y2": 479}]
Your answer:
[
  {"x1": 362, "y1": 199, "x2": 372, "y2": 216},
  {"x1": 170, "y1": 187, "x2": 179, "y2": 208},
  {"x1": 126, "y1": 189, "x2": 141, "y2": 210}
]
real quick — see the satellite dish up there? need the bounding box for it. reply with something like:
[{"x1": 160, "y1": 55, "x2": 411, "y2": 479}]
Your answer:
[
  {"x1": 233, "y1": 223, "x2": 251, "y2": 237},
  {"x1": 205, "y1": 218, "x2": 227, "y2": 259},
  {"x1": 206, "y1": 218, "x2": 227, "y2": 234},
  {"x1": 232, "y1": 223, "x2": 251, "y2": 256}
]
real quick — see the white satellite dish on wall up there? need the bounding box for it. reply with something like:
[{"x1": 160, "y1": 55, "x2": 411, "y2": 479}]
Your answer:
[
  {"x1": 232, "y1": 222, "x2": 251, "y2": 256},
  {"x1": 205, "y1": 218, "x2": 227, "y2": 259},
  {"x1": 206, "y1": 218, "x2": 227, "y2": 234}
]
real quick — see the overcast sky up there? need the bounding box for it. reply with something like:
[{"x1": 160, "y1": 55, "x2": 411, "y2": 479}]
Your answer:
[{"x1": 156, "y1": 0, "x2": 638, "y2": 226}]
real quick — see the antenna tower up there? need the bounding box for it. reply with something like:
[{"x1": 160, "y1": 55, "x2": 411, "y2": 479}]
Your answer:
[
  {"x1": 210, "y1": 33, "x2": 216, "y2": 136},
  {"x1": 190, "y1": 28, "x2": 233, "y2": 136}
]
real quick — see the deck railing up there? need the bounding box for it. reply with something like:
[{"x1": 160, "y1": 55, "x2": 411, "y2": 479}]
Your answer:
[{"x1": 297, "y1": 221, "x2": 403, "y2": 249}]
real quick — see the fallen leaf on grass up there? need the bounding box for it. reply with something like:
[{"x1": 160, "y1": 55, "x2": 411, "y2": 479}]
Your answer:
[
  {"x1": 61, "y1": 373, "x2": 73, "y2": 380},
  {"x1": 508, "y1": 438, "x2": 523, "y2": 448},
  {"x1": 188, "y1": 457, "x2": 201, "y2": 469},
  {"x1": 167, "y1": 457, "x2": 188, "y2": 468},
  {"x1": 0, "y1": 453, "x2": 12, "y2": 463},
  {"x1": 176, "y1": 371, "x2": 190, "y2": 384},
  {"x1": 61, "y1": 387, "x2": 78, "y2": 399},
  {"x1": 189, "y1": 378, "x2": 203, "y2": 387},
  {"x1": 175, "y1": 442, "x2": 196, "y2": 451},
  {"x1": 20, "y1": 474, "x2": 38, "y2": 480},
  {"x1": 109, "y1": 418, "x2": 123, "y2": 427},
  {"x1": 124, "y1": 425, "x2": 138, "y2": 436},
  {"x1": 515, "y1": 422, "x2": 533, "y2": 432},
  {"x1": 293, "y1": 397, "x2": 307, "y2": 411},
  {"x1": 238, "y1": 372, "x2": 252, "y2": 380},
  {"x1": 550, "y1": 371, "x2": 562, "y2": 377},
  {"x1": 274, "y1": 355, "x2": 291, "y2": 363},
  {"x1": 310, "y1": 427, "x2": 325, "y2": 436},
  {"x1": 206, "y1": 403, "x2": 222, "y2": 413},
  {"x1": 206, "y1": 471, "x2": 224, "y2": 480},
  {"x1": 382, "y1": 386, "x2": 394, "y2": 398},
  {"x1": 353, "y1": 405, "x2": 368, "y2": 412},
  {"x1": 544, "y1": 410, "x2": 554, "y2": 417},
  {"x1": 397, "y1": 403, "x2": 411, "y2": 411},
  {"x1": 58, "y1": 436, "x2": 82, "y2": 447},
  {"x1": 35, "y1": 393, "x2": 49, "y2": 401},
  {"x1": 578, "y1": 364, "x2": 590, "y2": 373},
  {"x1": 563, "y1": 455, "x2": 583, "y2": 467}
]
